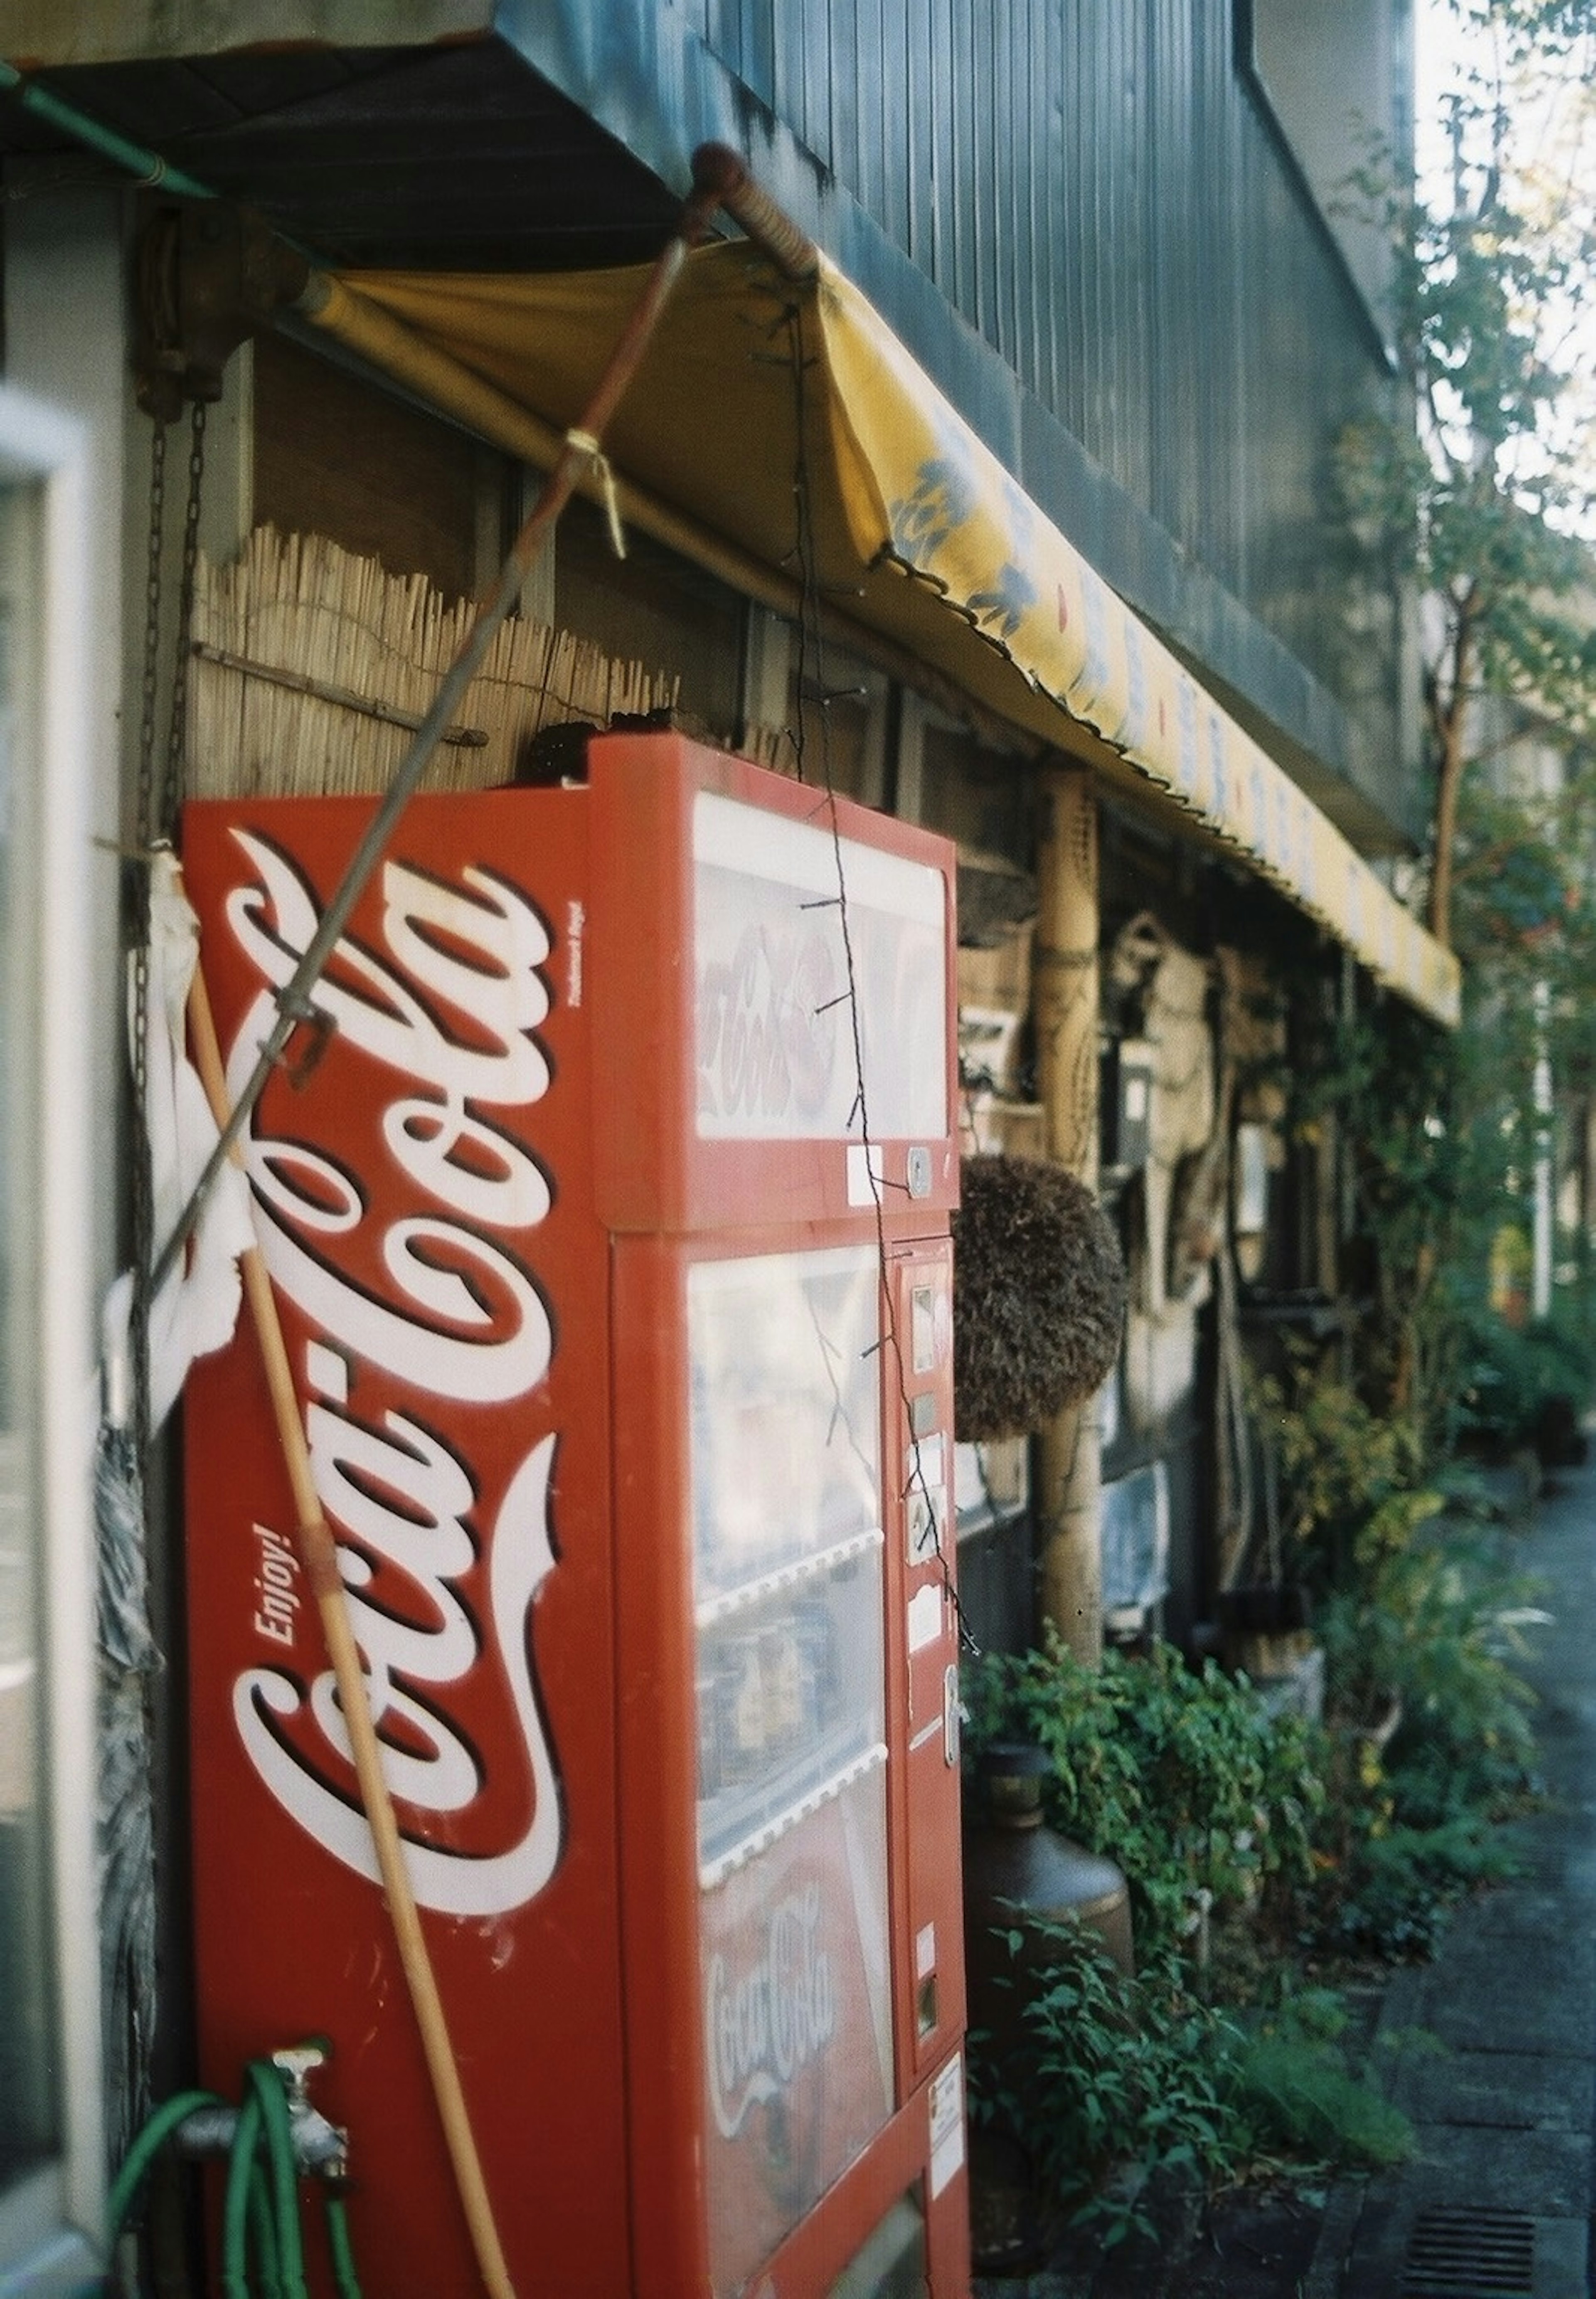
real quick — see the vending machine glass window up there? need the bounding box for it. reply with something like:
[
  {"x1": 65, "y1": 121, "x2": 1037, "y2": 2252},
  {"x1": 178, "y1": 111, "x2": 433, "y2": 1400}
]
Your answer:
[
  {"x1": 693, "y1": 791, "x2": 948, "y2": 1143},
  {"x1": 689, "y1": 1244, "x2": 895, "y2": 2297}
]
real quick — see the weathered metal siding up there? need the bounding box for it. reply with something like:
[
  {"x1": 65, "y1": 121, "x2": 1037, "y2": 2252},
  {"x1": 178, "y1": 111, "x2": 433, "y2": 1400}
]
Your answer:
[{"x1": 687, "y1": 0, "x2": 1396, "y2": 770}]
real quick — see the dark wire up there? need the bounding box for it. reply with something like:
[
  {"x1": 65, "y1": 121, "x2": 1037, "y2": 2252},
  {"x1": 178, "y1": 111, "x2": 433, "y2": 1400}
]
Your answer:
[{"x1": 781, "y1": 294, "x2": 978, "y2": 1657}]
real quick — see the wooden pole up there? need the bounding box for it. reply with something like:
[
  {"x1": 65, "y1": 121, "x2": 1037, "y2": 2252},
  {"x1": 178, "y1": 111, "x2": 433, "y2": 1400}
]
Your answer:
[
  {"x1": 185, "y1": 960, "x2": 518, "y2": 2299},
  {"x1": 1034, "y1": 766, "x2": 1103, "y2": 1663}
]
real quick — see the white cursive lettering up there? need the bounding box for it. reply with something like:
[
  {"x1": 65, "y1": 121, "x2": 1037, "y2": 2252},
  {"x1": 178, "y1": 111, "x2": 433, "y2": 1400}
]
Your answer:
[
  {"x1": 235, "y1": 1432, "x2": 564, "y2": 1915},
  {"x1": 706, "y1": 1883, "x2": 837, "y2": 2139},
  {"x1": 220, "y1": 830, "x2": 566, "y2": 1915}
]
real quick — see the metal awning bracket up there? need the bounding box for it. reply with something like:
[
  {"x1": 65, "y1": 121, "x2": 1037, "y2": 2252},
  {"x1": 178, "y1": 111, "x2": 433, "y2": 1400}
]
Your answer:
[{"x1": 133, "y1": 197, "x2": 309, "y2": 419}]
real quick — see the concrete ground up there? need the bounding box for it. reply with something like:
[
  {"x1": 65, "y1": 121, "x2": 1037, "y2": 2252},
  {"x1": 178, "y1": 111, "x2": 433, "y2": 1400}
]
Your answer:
[{"x1": 1307, "y1": 1448, "x2": 1596, "y2": 2299}]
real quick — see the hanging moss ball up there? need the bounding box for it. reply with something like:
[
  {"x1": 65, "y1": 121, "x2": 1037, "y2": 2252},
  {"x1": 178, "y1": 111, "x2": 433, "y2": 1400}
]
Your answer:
[{"x1": 952, "y1": 1154, "x2": 1126, "y2": 1439}]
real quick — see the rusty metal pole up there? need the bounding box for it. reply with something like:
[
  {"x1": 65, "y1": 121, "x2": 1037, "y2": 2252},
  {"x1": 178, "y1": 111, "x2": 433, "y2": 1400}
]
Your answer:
[
  {"x1": 153, "y1": 152, "x2": 731, "y2": 1295},
  {"x1": 1034, "y1": 766, "x2": 1103, "y2": 1663}
]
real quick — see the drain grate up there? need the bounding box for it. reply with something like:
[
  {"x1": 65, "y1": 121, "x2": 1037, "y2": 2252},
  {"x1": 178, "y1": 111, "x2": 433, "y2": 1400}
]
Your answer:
[{"x1": 1401, "y1": 2207, "x2": 1536, "y2": 2296}]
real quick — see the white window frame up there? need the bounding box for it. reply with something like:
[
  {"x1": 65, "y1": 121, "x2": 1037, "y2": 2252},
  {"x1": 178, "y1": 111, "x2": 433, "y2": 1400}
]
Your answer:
[{"x1": 0, "y1": 383, "x2": 106, "y2": 2299}]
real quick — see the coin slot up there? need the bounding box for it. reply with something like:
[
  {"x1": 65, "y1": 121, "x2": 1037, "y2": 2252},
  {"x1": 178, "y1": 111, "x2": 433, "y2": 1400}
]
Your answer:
[{"x1": 916, "y1": 1973, "x2": 938, "y2": 2038}]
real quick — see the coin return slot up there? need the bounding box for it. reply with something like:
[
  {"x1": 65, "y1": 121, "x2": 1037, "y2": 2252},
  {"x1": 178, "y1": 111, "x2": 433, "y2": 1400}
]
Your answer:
[{"x1": 916, "y1": 1974, "x2": 938, "y2": 2038}]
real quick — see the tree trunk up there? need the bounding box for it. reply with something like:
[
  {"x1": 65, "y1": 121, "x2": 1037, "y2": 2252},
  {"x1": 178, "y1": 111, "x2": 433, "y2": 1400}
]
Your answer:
[{"x1": 1427, "y1": 601, "x2": 1477, "y2": 949}]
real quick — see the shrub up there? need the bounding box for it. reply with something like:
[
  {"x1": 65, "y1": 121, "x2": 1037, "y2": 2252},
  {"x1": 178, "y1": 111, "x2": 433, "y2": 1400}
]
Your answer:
[
  {"x1": 1319, "y1": 1817, "x2": 1520, "y2": 1959},
  {"x1": 1316, "y1": 1525, "x2": 1539, "y2": 1828},
  {"x1": 963, "y1": 1636, "x2": 1325, "y2": 1955},
  {"x1": 1457, "y1": 1309, "x2": 1596, "y2": 1455},
  {"x1": 968, "y1": 1918, "x2": 1248, "y2": 2239},
  {"x1": 1233, "y1": 2028, "x2": 1413, "y2": 2167},
  {"x1": 1252, "y1": 1363, "x2": 1427, "y2": 1594},
  {"x1": 968, "y1": 1920, "x2": 1413, "y2": 2243}
]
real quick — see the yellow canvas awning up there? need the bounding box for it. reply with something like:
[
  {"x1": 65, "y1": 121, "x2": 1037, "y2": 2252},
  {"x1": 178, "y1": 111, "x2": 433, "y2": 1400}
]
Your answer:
[{"x1": 300, "y1": 240, "x2": 1459, "y2": 1028}]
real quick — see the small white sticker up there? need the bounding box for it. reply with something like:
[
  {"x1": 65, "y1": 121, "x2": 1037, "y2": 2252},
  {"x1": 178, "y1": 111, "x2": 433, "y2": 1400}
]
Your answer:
[
  {"x1": 907, "y1": 1582, "x2": 943, "y2": 1654},
  {"x1": 911, "y1": 1285, "x2": 936, "y2": 1373},
  {"x1": 916, "y1": 1922, "x2": 937, "y2": 1980},
  {"x1": 906, "y1": 1437, "x2": 946, "y2": 1493},
  {"x1": 929, "y1": 2053, "x2": 965, "y2": 2199}
]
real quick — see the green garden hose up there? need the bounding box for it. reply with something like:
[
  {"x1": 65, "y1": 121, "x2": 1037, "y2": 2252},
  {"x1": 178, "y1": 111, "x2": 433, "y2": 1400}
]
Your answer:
[
  {"x1": 245, "y1": 2161, "x2": 282, "y2": 2299},
  {"x1": 220, "y1": 2090, "x2": 263, "y2": 2299},
  {"x1": 106, "y1": 2088, "x2": 224, "y2": 2242},
  {"x1": 245, "y1": 2059, "x2": 308, "y2": 2299},
  {"x1": 108, "y1": 2058, "x2": 360, "y2": 2297},
  {"x1": 323, "y1": 2192, "x2": 361, "y2": 2299}
]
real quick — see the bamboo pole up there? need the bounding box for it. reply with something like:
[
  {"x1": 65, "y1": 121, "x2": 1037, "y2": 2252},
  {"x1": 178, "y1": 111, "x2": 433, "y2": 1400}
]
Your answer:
[
  {"x1": 185, "y1": 960, "x2": 518, "y2": 2299},
  {"x1": 1033, "y1": 766, "x2": 1104, "y2": 1664}
]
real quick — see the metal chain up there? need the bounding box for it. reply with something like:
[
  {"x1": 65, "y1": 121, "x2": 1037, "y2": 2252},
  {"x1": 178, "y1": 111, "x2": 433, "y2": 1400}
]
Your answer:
[
  {"x1": 128, "y1": 395, "x2": 207, "y2": 1461},
  {"x1": 135, "y1": 420, "x2": 166, "y2": 847},
  {"x1": 160, "y1": 399, "x2": 206, "y2": 840},
  {"x1": 128, "y1": 418, "x2": 168, "y2": 1465}
]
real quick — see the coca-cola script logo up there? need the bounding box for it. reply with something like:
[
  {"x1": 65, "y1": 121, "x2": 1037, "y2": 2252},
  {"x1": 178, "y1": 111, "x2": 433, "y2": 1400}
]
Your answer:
[
  {"x1": 697, "y1": 922, "x2": 838, "y2": 1124},
  {"x1": 705, "y1": 1882, "x2": 837, "y2": 2139},
  {"x1": 219, "y1": 830, "x2": 563, "y2": 1917}
]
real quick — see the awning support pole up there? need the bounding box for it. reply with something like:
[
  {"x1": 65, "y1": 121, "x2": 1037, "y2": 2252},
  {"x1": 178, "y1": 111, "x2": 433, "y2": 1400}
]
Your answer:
[
  {"x1": 1034, "y1": 767, "x2": 1105, "y2": 1665},
  {"x1": 152, "y1": 156, "x2": 727, "y2": 1298},
  {"x1": 690, "y1": 143, "x2": 820, "y2": 278}
]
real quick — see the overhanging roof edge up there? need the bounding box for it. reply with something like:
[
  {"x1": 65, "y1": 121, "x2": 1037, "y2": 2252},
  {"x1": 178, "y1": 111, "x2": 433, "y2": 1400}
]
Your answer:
[{"x1": 296, "y1": 249, "x2": 1460, "y2": 1030}]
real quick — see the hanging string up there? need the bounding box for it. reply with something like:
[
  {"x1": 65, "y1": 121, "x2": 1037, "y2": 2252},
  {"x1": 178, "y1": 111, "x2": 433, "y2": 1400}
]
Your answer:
[{"x1": 780, "y1": 294, "x2": 977, "y2": 1656}]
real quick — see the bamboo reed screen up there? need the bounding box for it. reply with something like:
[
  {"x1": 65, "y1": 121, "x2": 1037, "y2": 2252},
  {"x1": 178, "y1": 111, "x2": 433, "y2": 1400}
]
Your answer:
[{"x1": 186, "y1": 527, "x2": 680, "y2": 801}]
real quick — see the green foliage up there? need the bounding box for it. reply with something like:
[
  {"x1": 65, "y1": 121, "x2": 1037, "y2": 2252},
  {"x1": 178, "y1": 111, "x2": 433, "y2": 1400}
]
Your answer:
[
  {"x1": 1282, "y1": 986, "x2": 1491, "y2": 1452},
  {"x1": 1315, "y1": 7, "x2": 1596, "y2": 1437},
  {"x1": 1463, "y1": 0, "x2": 1596, "y2": 55},
  {"x1": 960, "y1": 1481, "x2": 1533, "y2": 2233},
  {"x1": 1458, "y1": 1308, "x2": 1596, "y2": 1450},
  {"x1": 1335, "y1": 5, "x2": 1596, "y2": 955},
  {"x1": 1252, "y1": 1359, "x2": 1434, "y2": 1591},
  {"x1": 1320, "y1": 1816, "x2": 1520, "y2": 1959},
  {"x1": 963, "y1": 1638, "x2": 1324, "y2": 1954},
  {"x1": 1315, "y1": 1513, "x2": 1539, "y2": 1824},
  {"x1": 1232, "y1": 2029, "x2": 1414, "y2": 2168},
  {"x1": 968, "y1": 1918, "x2": 1250, "y2": 2239},
  {"x1": 968, "y1": 1921, "x2": 1413, "y2": 2240}
]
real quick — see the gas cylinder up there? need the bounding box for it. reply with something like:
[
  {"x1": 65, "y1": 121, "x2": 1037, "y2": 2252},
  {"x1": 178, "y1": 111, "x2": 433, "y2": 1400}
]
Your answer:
[{"x1": 962, "y1": 1740, "x2": 1134, "y2": 2071}]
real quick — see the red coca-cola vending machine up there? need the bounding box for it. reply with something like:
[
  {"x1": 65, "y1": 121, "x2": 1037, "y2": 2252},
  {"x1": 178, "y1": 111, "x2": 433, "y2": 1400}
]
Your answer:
[{"x1": 182, "y1": 730, "x2": 970, "y2": 2298}]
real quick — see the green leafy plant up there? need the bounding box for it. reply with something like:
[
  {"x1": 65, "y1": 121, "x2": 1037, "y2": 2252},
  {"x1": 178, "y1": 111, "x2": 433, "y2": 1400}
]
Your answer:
[
  {"x1": 1233, "y1": 2029, "x2": 1414, "y2": 2168},
  {"x1": 1337, "y1": 6, "x2": 1596, "y2": 949},
  {"x1": 1316, "y1": 1526, "x2": 1540, "y2": 1829},
  {"x1": 968, "y1": 1920, "x2": 1413, "y2": 2242},
  {"x1": 1316, "y1": 1813, "x2": 1519, "y2": 1960},
  {"x1": 963, "y1": 1637, "x2": 1325, "y2": 1955},
  {"x1": 1457, "y1": 1308, "x2": 1596, "y2": 1454},
  {"x1": 1253, "y1": 1359, "x2": 1434, "y2": 1593},
  {"x1": 968, "y1": 1918, "x2": 1249, "y2": 2242}
]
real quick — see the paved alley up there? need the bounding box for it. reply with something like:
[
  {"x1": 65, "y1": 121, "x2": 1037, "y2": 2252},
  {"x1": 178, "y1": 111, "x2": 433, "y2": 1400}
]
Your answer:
[{"x1": 1311, "y1": 1451, "x2": 1596, "y2": 2298}]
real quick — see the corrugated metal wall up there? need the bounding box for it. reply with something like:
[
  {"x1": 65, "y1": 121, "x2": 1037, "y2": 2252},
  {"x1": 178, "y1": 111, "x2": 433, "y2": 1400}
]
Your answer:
[{"x1": 692, "y1": 0, "x2": 1396, "y2": 760}]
